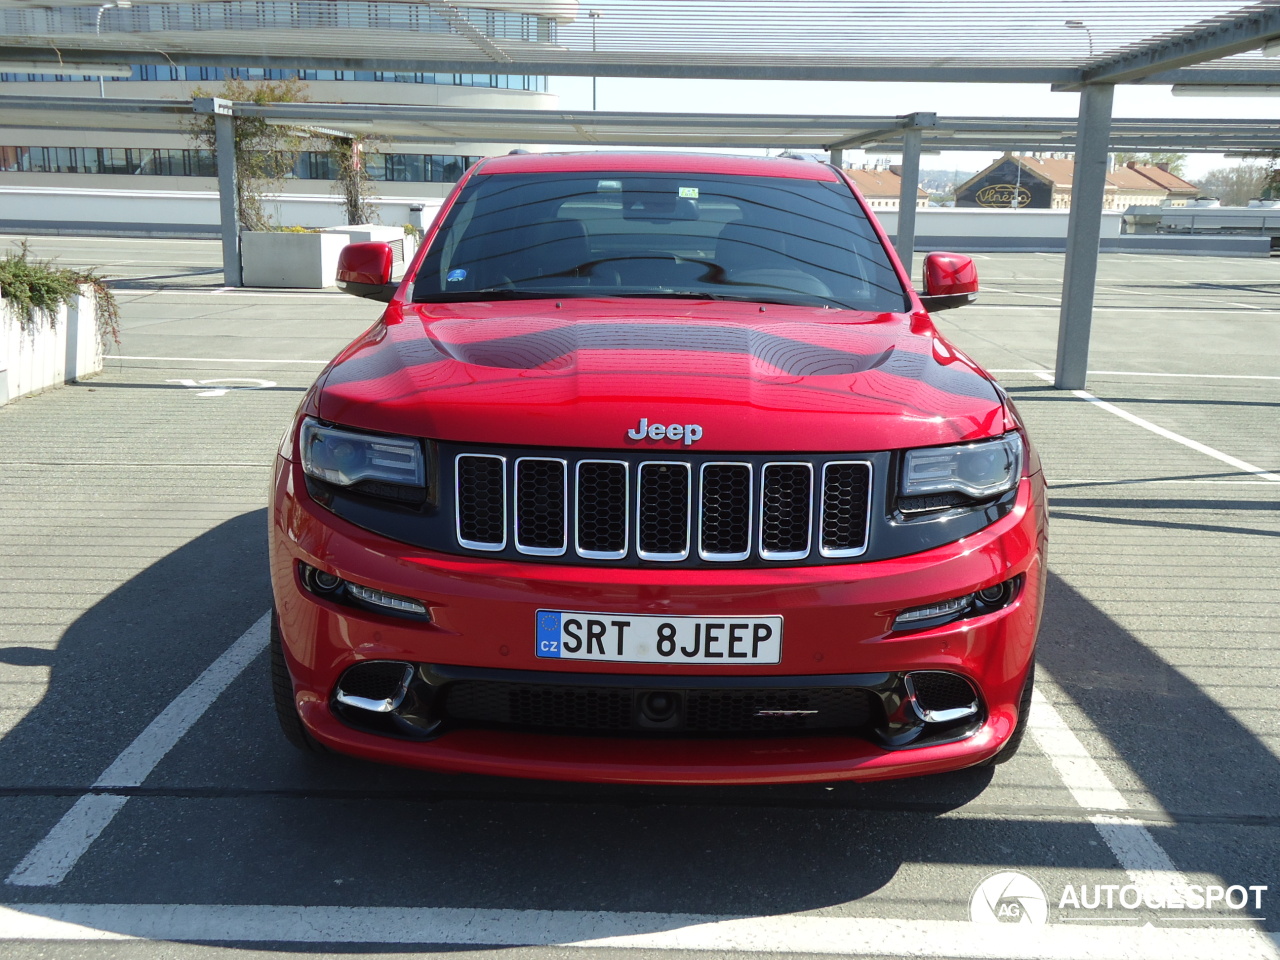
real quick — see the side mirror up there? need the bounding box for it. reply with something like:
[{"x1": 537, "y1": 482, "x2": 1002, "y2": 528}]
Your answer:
[
  {"x1": 919, "y1": 252, "x2": 978, "y2": 312},
  {"x1": 336, "y1": 242, "x2": 397, "y2": 302}
]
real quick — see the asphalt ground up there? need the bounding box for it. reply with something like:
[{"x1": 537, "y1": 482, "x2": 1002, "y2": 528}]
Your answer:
[{"x1": 0, "y1": 236, "x2": 1277, "y2": 959}]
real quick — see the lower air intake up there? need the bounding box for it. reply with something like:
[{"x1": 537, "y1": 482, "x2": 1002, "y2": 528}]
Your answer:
[
  {"x1": 441, "y1": 681, "x2": 874, "y2": 737},
  {"x1": 908, "y1": 671, "x2": 977, "y2": 713},
  {"x1": 336, "y1": 661, "x2": 413, "y2": 704}
]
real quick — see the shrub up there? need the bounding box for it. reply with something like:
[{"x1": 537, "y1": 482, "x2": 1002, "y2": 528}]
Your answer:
[{"x1": 0, "y1": 241, "x2": 120, "y2": 346}]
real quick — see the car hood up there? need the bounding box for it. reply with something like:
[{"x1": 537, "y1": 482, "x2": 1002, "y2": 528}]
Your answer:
[{"x1": 316, "y1": 299, "x2": 1010, "y2": 452}]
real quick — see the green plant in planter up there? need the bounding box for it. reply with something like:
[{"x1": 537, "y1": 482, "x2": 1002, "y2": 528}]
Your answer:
[{"x1": 0, "y1": 241, "x2": 121, "y2": 347}]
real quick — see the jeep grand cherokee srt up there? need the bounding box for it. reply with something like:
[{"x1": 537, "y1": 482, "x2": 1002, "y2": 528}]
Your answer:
[{"x1": 268, "y1": 152, "x2": 1047, "y2": 784}]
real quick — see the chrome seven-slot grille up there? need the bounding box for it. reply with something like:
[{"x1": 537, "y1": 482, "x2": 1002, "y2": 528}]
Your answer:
[{"x1": 455, "y1": 453, "x2": 871, "y2": 564}]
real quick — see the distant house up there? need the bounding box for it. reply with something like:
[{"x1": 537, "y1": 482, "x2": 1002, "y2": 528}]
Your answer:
[
  {"x1": 1125, "y1": 162, "x2": 1200, "y2": 207},
  {"x1": 1107, "y1": 163, "x2": 1170, "y2": 210},
  {"x1": 844, "y1": 166, "x2": 930, "y2": 210},
  {"x1": 955, "y1": 153, "x2": 1199, "y2": 210}
]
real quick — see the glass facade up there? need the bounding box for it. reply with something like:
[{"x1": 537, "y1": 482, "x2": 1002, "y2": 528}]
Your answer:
[
  {"x1": 0, "y1": 2, "x2": 555, "y2": 40},
  {"x1": 0, "y1": 2, "x2": 552, "y2": 89},
  {"x1": 0, "y1": 65, "x2": 548, "y2": 91},
  {"x1": 0, "y1": 145, "x2": 217, "y2": 176},
  {"x1": 1, "y1": 145, "x2": 483, "y2": 183}
]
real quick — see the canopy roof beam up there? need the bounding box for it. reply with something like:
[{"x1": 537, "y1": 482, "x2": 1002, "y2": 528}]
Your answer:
[{"x1": 1061, "y1": 3, "x2": 1280, "y2": 88}]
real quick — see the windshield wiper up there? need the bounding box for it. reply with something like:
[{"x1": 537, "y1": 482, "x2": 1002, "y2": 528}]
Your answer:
[
  {"x1": 413, "y1": 289, "x2": 595, "y2": 303},
  {"x1": 620, "y1": 291, "x2": 855, "y2": 309}
]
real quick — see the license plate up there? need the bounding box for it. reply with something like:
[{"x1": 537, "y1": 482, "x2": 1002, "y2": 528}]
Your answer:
[{"x1": 536, "y1": 611, "x2": 783, "y2": 664}]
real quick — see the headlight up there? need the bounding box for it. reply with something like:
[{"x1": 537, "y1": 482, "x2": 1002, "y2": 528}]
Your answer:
[
  {"x1": 902, "y1": 433, "x2": 1023, "y2": 500},
  {"x1": 300, "y1": 418, "x2": 425, "y2": 489}
]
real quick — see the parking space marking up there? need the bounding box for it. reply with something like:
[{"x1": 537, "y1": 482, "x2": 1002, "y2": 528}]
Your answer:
[
  {"x1": 114, "y1": 355, "x2": 328, "y2": 365},
  {"x1": 978, "y1": 305, "x2": 1280, "y2": 314},
  {"x1": 1027, "y1": 689, "x2": 1127, "y2": 811},
  {"x1": 1028, "y1": 689, "x2": 1200, "y2": 910},
  {"x1": 5, "y1": 613, "x2": 270, "y2": 887},
  {"x1": 126, "y1": 289, "x2": 347, "y2": 298},
  {"x1": 1031, "y1": 372, "x2": 1280, "y2": 482},
  {"x1": 0, "y1": 903, "x2": 1276, "y2": 958},
  {"x1": 165, "y1": 378, "x2": 278, "y2": 397},
  {"x1": 991, "y1": 369, "x2": 1280, "y2": 381}
]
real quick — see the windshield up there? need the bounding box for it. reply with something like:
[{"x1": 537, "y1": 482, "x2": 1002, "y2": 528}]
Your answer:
[{"x1": 411, "y1": 170, "x2": 910, "y2": 312}]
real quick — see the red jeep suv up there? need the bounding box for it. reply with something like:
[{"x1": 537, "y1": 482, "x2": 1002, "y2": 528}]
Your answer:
[{"x1": 268, "y1": 152, "x2": 1046, "y2": 784}]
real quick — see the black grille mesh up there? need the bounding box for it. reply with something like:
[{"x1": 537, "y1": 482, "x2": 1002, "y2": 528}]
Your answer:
[
  {"x1": 638, "y1": 463, "x2": 690, "y2": 557},
  {"x1": 516, "y1": 459, "x2": 566, "y2": 551},
  {"x1": 337, "y1": 661, "x2": 408, "y2": 702},
  {"x1": 456, "y1": 455, "x2": 504, "y2": 546},
  {"x1": 761, "y1": 464, "x2": 812, "y2": 556},
  {"x1": 442, "y1": 681, "x2": 875, "y2": 736},
  {"x1": 821, "y1": 463, "x2": 871, "y2": 553},
  {"x1": 700, "y1": 464, "x2": 751, "y2": 556},
  {"x1": 910, "y1": 672, "x2": 977, "y2": 712},
  {"x1": 577, "y1": 461, "x2": 627, "y2": 554}
]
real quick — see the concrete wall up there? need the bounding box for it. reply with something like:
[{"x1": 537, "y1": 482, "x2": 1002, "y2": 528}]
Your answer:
[
  {"x1": 0, "y1": 80, "x2": 555, "y2": 111},
  {"x1": 0, "y1": 285, "x2": 103, "y2": 406},
  {"x1": 0, "y1": 184, "x2": 446, "y2": 237},
  {"x1": 877, "y1": 208, "x2": 1124, "y2": 240}
]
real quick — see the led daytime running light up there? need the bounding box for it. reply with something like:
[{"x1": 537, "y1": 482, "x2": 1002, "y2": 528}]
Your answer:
[
  {"x1": 894, "y1": 594, "x2": 974, "y2": 626},
  {"x1": 346, "y1": 583, "x2": 428, "y2": 616}
]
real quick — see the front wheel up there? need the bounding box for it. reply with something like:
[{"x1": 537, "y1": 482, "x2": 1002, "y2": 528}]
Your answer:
[
  {"x1": 984, "y1": 659, "x2": 1035, "y2": 766},
  {"x1": 270, "y1": 610, "x2": 329, "y2": 756}
]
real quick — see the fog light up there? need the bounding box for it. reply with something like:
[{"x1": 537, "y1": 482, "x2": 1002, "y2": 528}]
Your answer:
[
  {"x1": 346, "y1": 582, "x2": 428, "y2": 616},
  {"x1": 311, "y1": 570, "x2": 342, "y2": 592},
  {"x1": 894, "y1": 594, "x2": 973, "y2": 628},
  {"x1": 977, "y1": 584, "x2": 1007, "y2": 604}
]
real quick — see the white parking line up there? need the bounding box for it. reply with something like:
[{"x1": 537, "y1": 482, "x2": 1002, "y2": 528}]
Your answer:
[
  {"x1": 112, "y1": 355, "x2": 328, "y2": 365},
  {"x1": 5, "y1": 614, "x2": 271, "y2": 887},
  {"x1": 115, "y1": 289, "x2": 346, "y2": 298},
  {"x1": 1030, "y1": 372, "x2": 1280, "y2": 482},
  {"x1": 991, "y1": 369, "x2": 1280, "y2": 381},
  {"x1": 0, "y1": 904, "x2": 1278, "y2": 958},
  {"x1": 1026, "y1": 689, "x2": 1127, "y2": 811},
  {"x1": 1028, "y1": 689, "x2": 1198, "y2": 910}
]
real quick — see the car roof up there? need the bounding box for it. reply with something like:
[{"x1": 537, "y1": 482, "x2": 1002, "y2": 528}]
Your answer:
[{"x1": 476, "y1": 151, "x2": 841, "y2": 181}]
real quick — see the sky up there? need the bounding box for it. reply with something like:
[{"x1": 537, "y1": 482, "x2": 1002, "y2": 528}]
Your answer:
[{"x1": 546, "y1": 76, "x2": 1280, "y2": 179}]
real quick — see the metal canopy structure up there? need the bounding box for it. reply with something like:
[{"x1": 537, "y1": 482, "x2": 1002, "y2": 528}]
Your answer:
[
  {"x1": 5, "y1": 95, "x2": 1280, "y2": 155},
  {"x1": 5, "y1": 2, "x2": 1280, "y2": 388},
  {"x1": 4, "y1": 0, "x2": 1280, "y2": 88}
]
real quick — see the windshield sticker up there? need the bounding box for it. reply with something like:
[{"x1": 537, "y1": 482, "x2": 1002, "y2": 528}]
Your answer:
[
  {"x1": 679, "y1": 186, "x2": 699, "y2": 198},
  {"x1": 597, "y1": 179, "x2": 622, "y2": 192},
  {"x1": 446, "y1": 268, "x2": 467, "y2": 282}
]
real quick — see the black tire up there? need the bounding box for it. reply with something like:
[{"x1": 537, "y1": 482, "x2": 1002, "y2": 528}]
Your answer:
[
  {"x1": 270, "y1": 610, "x2": 329, "y2": 756},
  {"x1": 986, "y1": 658, "x2": 1035, "y2": 766}
]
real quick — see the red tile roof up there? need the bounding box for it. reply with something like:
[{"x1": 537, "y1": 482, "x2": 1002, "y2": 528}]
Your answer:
[
  {"x1": 844, "y1": 167, "x2": 929, "y2": 199},
  {"x1": 1128, "y1": 163, "x2": 1200, "y2": 194}
]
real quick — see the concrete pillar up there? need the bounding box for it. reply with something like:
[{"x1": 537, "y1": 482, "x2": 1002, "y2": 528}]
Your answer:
[
  {"x1": 214, "y1": 110, "x2": 242, "y2": 287},
  {"x1": 829, "y1": 147, "x2": 843, "y2": 168},
  {"x1": 1055, "y1": 84, "x2": 1114, "y2": 389},
  {"x1": 894, "y1": 128, "x2": 923, "y2": 274},
  {"x1": 195, "y1": 97, "x2": 241, "y2": 288}
]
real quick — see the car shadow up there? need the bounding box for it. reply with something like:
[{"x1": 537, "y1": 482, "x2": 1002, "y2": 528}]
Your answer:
[{"x1": 0, "y1": 514, "x2": 1275, "y2": 944}]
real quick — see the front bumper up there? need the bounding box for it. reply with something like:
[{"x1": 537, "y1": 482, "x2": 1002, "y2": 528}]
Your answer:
[{"x1": 269, "y1": 456, "x2": 1046, "y2": 784}]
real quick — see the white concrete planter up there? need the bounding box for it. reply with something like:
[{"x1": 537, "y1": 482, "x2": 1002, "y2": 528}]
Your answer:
[
  {"x1": 242, "y1": 226, "x2": 419, "y2": 289},
  {"x1": 318, "y1": 224, "x2": 418, "y2": 277},
  {"x1": 240, "y1": 230, "x2": 351, "y2": 289},
  {"x1": 0, "y1": 285, "x2": 103, "y2": 406}
]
